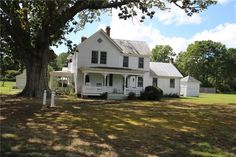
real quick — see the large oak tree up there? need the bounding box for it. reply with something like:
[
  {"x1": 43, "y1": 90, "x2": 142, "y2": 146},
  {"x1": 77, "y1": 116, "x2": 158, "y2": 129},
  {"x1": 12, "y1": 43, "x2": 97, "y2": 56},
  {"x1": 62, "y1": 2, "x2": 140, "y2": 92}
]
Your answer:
[{"x1": 0, "y1": 0, "x2": 216, "y2": 97}]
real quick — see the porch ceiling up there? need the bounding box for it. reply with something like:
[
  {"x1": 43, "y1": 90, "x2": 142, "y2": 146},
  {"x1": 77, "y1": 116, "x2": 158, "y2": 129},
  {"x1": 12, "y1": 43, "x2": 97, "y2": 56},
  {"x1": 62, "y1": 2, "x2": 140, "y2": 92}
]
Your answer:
[{"x1": 80, "y1": 66, "x2": 146, "y2": 75}]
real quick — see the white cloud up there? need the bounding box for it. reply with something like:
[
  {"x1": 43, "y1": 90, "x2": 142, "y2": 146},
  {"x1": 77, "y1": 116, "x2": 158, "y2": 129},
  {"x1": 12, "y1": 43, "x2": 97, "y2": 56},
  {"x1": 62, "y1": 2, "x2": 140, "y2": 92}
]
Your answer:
[
  {"x1": 189, "y1": 23, "x2": 236, "y2": 48},
  {"x1": 100, "y1": 10, "x2": 236, "y2": 56},
  {"x1": 217, "y1": 0, "x2": 231, "y2": 4},
  {"x1": 99, "y1": 9, "x2": 188, "y2": 53},
  {"x1": 154, "y1": 4, "x2": 202, "y2": 25}
]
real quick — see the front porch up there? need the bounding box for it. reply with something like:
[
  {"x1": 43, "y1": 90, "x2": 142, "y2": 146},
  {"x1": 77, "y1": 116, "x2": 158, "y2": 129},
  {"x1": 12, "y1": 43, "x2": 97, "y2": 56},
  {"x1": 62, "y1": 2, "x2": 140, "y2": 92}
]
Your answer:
[{"x1": 80, "y1": 67, "x2": 145, "y2": 97}]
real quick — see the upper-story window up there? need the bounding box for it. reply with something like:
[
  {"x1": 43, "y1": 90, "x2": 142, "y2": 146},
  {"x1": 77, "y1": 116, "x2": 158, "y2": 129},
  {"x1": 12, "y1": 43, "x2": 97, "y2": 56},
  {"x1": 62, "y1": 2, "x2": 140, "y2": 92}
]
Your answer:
[
  {"x1": 138, "y1": 57, "x2": 144, "y2": 68},
  {"x1": 91, "y1": 51, "x2": 98, "y2": 64},
  {"x1": 170, "y1": 78, "x2": 175, "y2": 88},
  {"x1": 123, "y1": 56, "x2": 129, "y2": 67},
  {"x1": 152, "y1": 78, "x2": 158, "y2": 87},
  {"x1": 100, "y1": 51, "x2": 107, "y2": 64}
]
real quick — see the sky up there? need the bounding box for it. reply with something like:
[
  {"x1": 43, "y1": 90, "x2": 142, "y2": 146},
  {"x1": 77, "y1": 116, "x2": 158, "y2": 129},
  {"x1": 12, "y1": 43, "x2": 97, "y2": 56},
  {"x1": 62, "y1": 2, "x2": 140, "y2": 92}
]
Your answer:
[{"x1": 51, "y1": 0, "x2": 236, "y2": 55}]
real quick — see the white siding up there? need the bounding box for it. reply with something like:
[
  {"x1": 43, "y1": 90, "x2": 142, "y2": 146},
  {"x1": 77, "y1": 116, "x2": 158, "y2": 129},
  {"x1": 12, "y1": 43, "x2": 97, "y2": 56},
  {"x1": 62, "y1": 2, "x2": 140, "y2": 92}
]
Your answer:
[
  {"x1": 77, "y1": 31, "x2": 121, "y2": 68},
  {"x1": 180, "y1": 82, "x2": 200, "y2": 97},
  {"x1": 153, "y1": 77, "x2": 181, "y2": 95}
]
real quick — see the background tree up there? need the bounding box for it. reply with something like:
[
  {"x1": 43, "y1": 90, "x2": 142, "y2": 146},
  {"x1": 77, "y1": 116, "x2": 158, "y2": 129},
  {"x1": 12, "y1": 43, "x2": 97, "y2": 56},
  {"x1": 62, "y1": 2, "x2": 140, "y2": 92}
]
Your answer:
[
  {"x1": 0, "y1": 0, "x2": 216, "y2": 97},
  {"x1": 175, "y1": 40, "x2": 235, "y2": 92},
  {"x1": 49, "y1": 52, "x2": 69, "y2": 71},
  {"x1": 0, "y1": 53, "x2": 23, "y2": 86},
  {"x1": 151, "y1": 45, "x2": 175, "y2": 62}
]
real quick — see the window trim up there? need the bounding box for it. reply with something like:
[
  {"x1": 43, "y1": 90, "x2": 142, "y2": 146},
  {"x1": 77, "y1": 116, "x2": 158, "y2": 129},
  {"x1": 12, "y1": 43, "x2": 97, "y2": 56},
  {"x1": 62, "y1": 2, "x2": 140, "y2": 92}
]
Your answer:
[
  {"x1": 152, "y1": 78, "x2": 158, "y2": 87},
  {"x1": 137, "y1": 77, "x2": 143, "y2": 87},
  {"x1": 170, "y1": 78, "x2": 175, "y2": 88},
  {"x1": 91, "y1": 50, "x2": 98, "y2": 64},
  {"x1": 123, "y1": 56, "x2": 129, "y2": 67},
  {"x1": 100, "y1": 51, "x2": 107, "y2": 64},
  {"x1": 138, "y1": 57, "x2": 144, "y2": 68}
]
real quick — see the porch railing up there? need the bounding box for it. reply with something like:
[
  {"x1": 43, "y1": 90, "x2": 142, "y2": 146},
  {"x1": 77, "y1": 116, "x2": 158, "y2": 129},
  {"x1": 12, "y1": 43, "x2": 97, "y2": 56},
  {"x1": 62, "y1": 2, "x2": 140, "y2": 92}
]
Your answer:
[{"x1": 124, "y1": 87, "x2": 143, "y2": 96}]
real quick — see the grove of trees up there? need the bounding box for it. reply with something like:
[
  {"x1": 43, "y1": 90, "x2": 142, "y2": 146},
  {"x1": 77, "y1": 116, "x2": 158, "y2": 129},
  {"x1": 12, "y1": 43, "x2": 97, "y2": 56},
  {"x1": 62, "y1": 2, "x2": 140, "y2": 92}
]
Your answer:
[
  {"x1": 0, "y1": 0, "x2": 216, "y2": 97},
  {"x1": 175, "y1": 40, "x2": 236, "y2": 92}
]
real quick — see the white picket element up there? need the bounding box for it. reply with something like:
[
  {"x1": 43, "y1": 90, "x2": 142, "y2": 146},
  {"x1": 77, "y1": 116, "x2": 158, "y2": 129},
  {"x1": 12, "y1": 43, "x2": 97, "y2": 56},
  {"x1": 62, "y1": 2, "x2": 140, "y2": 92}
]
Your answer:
[
  {"x1": 43, "y1": 90, "x2": 47, "y2": 105},
  {"x1": 50, "y1": 91, "x2": 56, "y2": 107}
]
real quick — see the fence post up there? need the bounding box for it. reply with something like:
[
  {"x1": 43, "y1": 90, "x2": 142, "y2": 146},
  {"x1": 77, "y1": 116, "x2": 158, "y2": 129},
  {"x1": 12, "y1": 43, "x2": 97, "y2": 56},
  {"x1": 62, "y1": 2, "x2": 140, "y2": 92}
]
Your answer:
[
  {"x1": 50, "y1": 91, "x2": 55, "y2": 107},
  {"x1": 43, "y1": 90, "x2": 47, "y2": 105}
]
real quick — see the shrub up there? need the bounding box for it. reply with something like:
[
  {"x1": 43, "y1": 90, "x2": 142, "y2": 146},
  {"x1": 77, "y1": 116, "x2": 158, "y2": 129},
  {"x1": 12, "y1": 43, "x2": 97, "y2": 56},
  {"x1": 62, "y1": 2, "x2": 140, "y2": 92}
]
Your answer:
[
  {"x1": 140, "y1": 86, "x2": 163, "y2": 101},
  {"x1": 127, "y1": 92, "x2": 136, "y2": 100},
  {"x1": 100, "y1": 92, "x2": 108, "y2": 99}
]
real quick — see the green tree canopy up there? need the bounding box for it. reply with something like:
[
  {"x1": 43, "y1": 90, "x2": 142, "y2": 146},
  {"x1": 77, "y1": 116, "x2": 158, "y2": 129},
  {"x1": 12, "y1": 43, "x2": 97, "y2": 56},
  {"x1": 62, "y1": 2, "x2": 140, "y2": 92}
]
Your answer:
[
  {"x1": 151, "y1": 45, "x2": 175, "y2": 62},
  {"x1": 175, "y1": 40, "x2": 236, "y2": 92},
  {"x1": 0, "y1": 0, "x2": 216, "y2": 97},
  {"x1": 49, "y1": 52, "x2": 69, "y2": 71}
]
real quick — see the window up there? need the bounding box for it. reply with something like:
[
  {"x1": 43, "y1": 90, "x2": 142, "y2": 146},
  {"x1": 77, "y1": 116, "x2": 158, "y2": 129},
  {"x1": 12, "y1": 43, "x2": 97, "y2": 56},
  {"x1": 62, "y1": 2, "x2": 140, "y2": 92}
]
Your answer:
[
  {"x1": 138, "y1": 77, "x2": 143, "y2": 87},
  {"x1": 170, "y1": 79, "x2": 175, "y2": 88},
  {"x1": 91, "y1": 51, "x2": 98, "y2": 64},
  {"x1": 109, "y1": 74, "x2": 113, "y2": 86},
  {"x1": 152, "y1": 78, "x2": 158, "y2": 87},
  {"x1": 138, "y1": 57, "x2": 144, "y2": 68},
  {"x1": 123, "y1": 56, "x2": 129, "y2": 67},
  {"x1": 85, "y1": 75, "x2": 90, "y2": 83},
  {"x1": 100, "y1": 51, "x2": 107, "y2": 64}
]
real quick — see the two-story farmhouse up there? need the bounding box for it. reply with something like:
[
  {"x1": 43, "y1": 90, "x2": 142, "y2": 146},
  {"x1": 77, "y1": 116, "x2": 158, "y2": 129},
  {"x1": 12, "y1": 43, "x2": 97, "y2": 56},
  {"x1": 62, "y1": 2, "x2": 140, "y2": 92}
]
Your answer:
[{"x1": 50, "y1": 27, "x2": 183, "y2": 97}]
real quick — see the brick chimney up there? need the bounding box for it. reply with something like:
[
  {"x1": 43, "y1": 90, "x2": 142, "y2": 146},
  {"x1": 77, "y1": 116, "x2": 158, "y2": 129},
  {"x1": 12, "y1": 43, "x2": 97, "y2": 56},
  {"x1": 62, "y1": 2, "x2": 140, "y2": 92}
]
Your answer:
[
  {"x1": 81, "y1": 36, "x2": 87, "y2": 42},
  {"x1": 106, "y1": 26, "x2": 111, "y2": 37}
]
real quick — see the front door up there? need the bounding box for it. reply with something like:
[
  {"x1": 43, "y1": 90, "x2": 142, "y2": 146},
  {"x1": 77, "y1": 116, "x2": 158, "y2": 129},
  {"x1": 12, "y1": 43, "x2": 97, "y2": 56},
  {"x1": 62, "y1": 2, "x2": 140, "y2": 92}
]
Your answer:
[{"x1": 129, "y1": 76, "x2": 136, "y2": 88}]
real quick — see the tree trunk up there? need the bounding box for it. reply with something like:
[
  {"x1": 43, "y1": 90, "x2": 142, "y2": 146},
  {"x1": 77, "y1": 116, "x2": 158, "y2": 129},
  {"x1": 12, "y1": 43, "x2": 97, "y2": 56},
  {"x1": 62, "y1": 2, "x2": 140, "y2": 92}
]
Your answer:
[{"x1": 19, "y1": 48, "x2": 50, "y2": 97}]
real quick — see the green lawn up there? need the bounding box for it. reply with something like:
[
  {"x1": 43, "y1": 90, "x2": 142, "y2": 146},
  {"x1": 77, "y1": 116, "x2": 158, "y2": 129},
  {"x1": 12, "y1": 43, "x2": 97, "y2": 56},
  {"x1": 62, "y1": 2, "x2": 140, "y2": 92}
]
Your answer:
[
  {"x1": 0, "y1": 81, "x2": 22, "y2": 95},
  {"x1": 1, "y1": 95, "x2": 236, "y2": 157},
  {"x1": 179, "y1": 93, "x2": 236, "y2": 104}
]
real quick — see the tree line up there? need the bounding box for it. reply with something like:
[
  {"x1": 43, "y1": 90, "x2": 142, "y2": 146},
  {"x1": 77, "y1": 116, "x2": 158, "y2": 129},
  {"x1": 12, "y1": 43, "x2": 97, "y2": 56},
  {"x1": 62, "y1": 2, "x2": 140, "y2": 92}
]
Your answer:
[{"x1": 151, "y1": 40, "x2": 236, "y2": 92}]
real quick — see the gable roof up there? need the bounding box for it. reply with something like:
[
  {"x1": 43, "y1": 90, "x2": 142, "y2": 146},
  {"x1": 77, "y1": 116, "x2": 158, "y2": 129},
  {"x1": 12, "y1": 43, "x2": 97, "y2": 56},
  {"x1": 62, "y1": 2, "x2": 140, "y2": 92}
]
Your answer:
[
  {"x1": 113, "y1": 39, "x2": 151, "y2": 56},
  {"x1": 150, "y1": 62, "x2": 183, "y2": 78},
  {"x1": 181, "y1": 76, "x2": 201, "y2": 83},
  {"x1": 77, "y1": 29, "x2": 151, "y2": 56}
]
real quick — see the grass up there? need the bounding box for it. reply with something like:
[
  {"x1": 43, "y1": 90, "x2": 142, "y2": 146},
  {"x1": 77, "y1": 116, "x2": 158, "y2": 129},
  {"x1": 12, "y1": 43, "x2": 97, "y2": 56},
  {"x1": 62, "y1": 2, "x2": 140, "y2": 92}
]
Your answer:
[
  {"x1": 1, "y1": 94, "x2": 236, "y2": 157},
  {"x1": 0, "y1": 81, "x2": 22, "y2": 95},
  {"x1": 179, "y1": 93, "x2": 236, "y2": 104}
]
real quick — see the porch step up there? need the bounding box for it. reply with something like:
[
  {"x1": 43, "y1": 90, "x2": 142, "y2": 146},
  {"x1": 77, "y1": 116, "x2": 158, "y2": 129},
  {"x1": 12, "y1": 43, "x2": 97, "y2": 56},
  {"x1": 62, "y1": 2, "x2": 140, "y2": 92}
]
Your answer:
[{"x1": 107, "y1": 93, "x2": 127, "y2": 100}]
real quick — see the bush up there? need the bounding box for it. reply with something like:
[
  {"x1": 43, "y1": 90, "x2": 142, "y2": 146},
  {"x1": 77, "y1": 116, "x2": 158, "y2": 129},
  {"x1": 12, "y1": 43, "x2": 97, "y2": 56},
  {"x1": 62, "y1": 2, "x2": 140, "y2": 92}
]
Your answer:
[
  {"x1": 127, "y1": 92, "x2": 136, "y2": 100},
  {"x1": 140, "y1": 86, "x2": 163, "y2": 101},
  {"x1": 100, "y1": 92, "x2": 108, "y2": 99}
]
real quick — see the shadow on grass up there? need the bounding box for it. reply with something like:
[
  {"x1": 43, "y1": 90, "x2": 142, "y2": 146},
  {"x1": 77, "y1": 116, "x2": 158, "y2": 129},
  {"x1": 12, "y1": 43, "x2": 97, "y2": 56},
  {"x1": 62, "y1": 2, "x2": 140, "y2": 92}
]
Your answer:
[{"x1": 1, "y1": 95, "x2": 236, "y2": 157}]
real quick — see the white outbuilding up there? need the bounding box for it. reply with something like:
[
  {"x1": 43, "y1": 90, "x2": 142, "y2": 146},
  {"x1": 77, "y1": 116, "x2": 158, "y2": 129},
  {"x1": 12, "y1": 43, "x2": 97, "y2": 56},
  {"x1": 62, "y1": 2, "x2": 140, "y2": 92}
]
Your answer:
[
  {"x1": 16, "y1": 70, "x2": 26, "y2": 89},
  {"x1": 180, "y1": 76, "x2": 201, "y2": 97}
]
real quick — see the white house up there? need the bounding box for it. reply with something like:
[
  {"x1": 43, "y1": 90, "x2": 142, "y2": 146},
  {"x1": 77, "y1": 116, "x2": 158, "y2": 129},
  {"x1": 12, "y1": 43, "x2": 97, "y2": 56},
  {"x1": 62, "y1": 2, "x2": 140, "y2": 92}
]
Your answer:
[
  {"x1": 51, "y1": 27, "x2": 183, "y2": 97},
  {"x1": 180, "y1": 76, "x2": 201, "y2": 97}
]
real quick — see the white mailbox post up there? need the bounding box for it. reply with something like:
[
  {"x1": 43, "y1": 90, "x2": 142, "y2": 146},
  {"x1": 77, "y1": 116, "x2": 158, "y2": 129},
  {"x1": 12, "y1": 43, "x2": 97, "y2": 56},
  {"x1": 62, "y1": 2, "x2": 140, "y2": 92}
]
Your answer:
[
  {"x1": 50, "y1": 91, "x2": 56, "y2": 107},
  {"x1": 43, "y1": 90, "x2": 47, "y2": 105}
]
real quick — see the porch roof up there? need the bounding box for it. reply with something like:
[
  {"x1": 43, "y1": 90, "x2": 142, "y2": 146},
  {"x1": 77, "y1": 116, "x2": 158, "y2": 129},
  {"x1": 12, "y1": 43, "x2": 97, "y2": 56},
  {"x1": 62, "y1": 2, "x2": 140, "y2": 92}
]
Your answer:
[
  {"x1": 80, "y1": 66, "x2": 145, "y2": 75},
  {"x1": 50, "y1": 70, "x2": 73, "y2": 77}
]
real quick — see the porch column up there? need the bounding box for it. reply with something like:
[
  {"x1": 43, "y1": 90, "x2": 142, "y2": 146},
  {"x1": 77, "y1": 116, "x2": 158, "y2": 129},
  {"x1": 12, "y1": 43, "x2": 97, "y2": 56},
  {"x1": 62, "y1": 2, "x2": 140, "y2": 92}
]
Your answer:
[
  {"x1": 83, "y1": 72, "x2": 87, "y2": 86},
  {"x1": 102, "y1": 73, "x2": 107, "y2": 93},
  {"x1": 122, "y1": 74, "x2": 127, "y2": 94}
]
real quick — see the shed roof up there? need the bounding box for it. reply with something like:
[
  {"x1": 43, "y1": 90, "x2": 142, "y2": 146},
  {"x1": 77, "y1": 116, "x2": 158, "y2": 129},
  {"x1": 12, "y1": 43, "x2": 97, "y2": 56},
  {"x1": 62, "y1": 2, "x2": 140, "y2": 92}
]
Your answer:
[
  {"x1": 113, "y1": 39, "x2": 151, "y2": 56},
  {"x1": 150, "y1": 62, "x2": 183, "y2": 78},
  {"x1": 181, "y1": 76, "x2": 201, "y2": 83}
]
